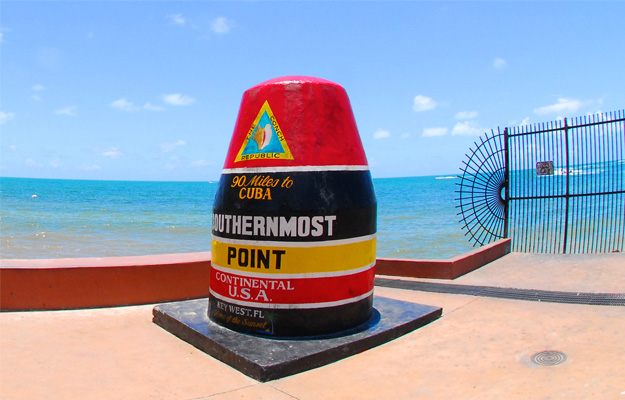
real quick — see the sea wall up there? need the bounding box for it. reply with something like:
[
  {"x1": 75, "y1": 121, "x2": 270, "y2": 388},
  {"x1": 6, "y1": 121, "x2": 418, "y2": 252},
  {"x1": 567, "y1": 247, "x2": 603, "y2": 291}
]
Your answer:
[
  {"x1": 0, "y1": 252, "x2": 211, "y2": 311},
  {"x1": 376, "y1": 239, "x2": 512, "y2": 279}
]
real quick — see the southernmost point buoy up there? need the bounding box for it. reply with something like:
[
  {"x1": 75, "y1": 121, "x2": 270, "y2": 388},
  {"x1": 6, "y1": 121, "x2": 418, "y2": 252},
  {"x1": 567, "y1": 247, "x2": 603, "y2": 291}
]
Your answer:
[{"x1": 209, "y1": 76, "x2": 376, "y2": 336}]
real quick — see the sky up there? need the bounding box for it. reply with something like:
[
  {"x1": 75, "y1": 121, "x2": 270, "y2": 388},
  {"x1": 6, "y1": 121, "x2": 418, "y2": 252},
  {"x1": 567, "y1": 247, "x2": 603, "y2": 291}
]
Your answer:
[{"x1": 1, "y1": 1, "x2": 624, "y2": 182}]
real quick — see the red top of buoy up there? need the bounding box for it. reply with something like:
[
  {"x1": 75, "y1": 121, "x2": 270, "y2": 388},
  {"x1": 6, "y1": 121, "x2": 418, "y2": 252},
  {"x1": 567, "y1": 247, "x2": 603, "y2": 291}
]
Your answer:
[{"x1": 223, "y1": 76, "x2": 368, "y2": 169}]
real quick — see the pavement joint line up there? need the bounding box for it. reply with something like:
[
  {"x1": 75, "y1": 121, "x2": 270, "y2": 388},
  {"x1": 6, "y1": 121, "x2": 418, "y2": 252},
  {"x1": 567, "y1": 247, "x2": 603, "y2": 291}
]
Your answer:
[
  {"x1": 186, "y1": 384, "x2": 260, "y2": 400},
  {"x1": 272, "y1": 386, "x2": 303, "y2": 399},
  {"x1": 374, "y1": 278, "x2": 625, "y2": 306}
]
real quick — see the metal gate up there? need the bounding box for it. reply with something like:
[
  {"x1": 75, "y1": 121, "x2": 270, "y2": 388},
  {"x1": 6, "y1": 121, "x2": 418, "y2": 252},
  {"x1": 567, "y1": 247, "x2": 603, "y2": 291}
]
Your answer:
[{"x1": 457, "y1": 109, "x2": 625, "y2": 253}]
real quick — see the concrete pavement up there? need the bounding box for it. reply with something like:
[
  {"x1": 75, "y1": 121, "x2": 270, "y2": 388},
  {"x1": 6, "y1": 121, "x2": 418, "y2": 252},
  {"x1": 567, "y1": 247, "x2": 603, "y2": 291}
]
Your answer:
[{"x1": 1, "y1": 252, "x2": 624, "y2": 400}]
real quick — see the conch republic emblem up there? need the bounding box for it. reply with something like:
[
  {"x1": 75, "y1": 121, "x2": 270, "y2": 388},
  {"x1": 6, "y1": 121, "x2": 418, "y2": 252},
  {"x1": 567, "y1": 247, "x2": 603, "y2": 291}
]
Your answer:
[
  {"x1": 209, "y1": 76, "x2": 377, "y2": 337},
  {"x1": 235, "y1": 101, "x2": 293, "y2": 162}
]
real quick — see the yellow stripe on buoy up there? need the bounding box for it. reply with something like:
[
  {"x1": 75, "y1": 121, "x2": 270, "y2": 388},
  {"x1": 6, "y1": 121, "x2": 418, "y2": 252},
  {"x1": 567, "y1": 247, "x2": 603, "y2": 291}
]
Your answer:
[{"x1": 211, "y1": 236, "x2": 376, "y2": 275}]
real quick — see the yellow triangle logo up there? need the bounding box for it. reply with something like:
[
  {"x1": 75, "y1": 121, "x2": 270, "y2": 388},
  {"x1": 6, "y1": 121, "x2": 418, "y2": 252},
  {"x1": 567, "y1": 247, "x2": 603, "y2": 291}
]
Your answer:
[{"x1": 235, "y1": 101, "x2": 294, "y2": 163}]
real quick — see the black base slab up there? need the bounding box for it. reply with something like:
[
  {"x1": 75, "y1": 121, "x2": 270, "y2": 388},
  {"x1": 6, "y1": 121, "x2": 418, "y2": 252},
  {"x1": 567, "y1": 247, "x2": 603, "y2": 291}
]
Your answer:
[{"x1": 152, "y1": 296, "x2": 442, "y2": 382}]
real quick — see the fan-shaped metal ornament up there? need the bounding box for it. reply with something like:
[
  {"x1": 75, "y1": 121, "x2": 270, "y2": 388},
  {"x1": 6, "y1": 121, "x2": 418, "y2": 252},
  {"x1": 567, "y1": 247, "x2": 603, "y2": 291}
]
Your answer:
[{"x1": 456, "y1": 129, "x2": 508, "y2": 247}]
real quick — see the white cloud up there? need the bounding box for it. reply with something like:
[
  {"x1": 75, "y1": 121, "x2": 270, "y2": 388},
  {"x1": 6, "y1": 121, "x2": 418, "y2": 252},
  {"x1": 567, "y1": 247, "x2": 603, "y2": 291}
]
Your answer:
[
  {"x1": 211, "y1": 17, "x2": 233, "y2": 34},
  {"x1": 159, "y1": 140, "x2": 187, "y2": 152},
  {"x1": 373, "y1": 129, "x2": 390, "y2": 139},
  {"x1": 533, "y1": 98, "x2": 582, "y2": 116},
  {"x1": 55, "y1": 106, "x2": 78, "y2": 116},
  {"x1": 0, "y1": 28, "x2": 11, "y2": 44},
  {"x1": 162, "y1": 93, "x2": 196, "y2": 106},
  {"x1": 144, "y1": 102, "x2": 165, "y2": 112},
  {"x1": 50, "y1": 158, "x2": 61, "y2": 168},
  {"x1": 168, "y1": 13, "x2": 186, "y2": 25},
  {"x1": 413, "y1": 95, "x2": 437, "y2": 112},
  {"x1": 9, "y1": 145, "x2": 17, "y2": 151},
  {"x1": 101, "y1": 147, "x2": 122, "y2": 159},
  {"x1": 451, "y1": 121, "x2": 484, "y2": 136},
  {"x1": 455, "y1": 111, "x2": 478, "y2": 120},
  {"x1": 79, "y1": 164, "x2": 101, "y2": 171},
  {"x1": 493, "y1": 58, "x2": 508, "y2": 69},
  {"x1": 164, "y1": 162, "x2": 179, "y2": 171},
  {"x1": 422, "y1": 127, "x2": 448, "y2": 137},
  {"x1": 191, "y1": 159, "x2": 208, "y2": 167},
  {"x1": 111, "y1": 98, "x2": 138, "y2": 112},
  {"x1": 32, "y1": 85, "x2": 45, "y2": 101},
  {"x1": 400, "y1": 133, "x2": 411, "y2": 139},
  {"x1": 0, "y1": 111, "x2": 15, "y2": 125},
  {"x1": 25, "y1": 158, "x2": 38, "y2": 167},
  {"x1": 508, "y1": 116, "x2": 532, "y2": 127}
]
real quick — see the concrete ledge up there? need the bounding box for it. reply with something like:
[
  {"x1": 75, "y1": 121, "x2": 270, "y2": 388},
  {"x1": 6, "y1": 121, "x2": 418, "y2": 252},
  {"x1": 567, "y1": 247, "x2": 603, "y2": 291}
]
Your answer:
[
  {"x1": 0, "y1": 253, "x2": 211, "y2": 311},
  {"x1": 375, "y1": 238, "x2": 511, "y2": 279}
]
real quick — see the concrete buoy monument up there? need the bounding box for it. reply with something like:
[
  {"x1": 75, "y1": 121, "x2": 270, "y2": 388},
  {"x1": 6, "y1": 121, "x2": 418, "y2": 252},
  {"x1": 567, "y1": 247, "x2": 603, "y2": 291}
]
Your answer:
[
  {"x1": 209, "y1": 76, "x2": 377, "y2": 336},
  {"x1": 153, "y1": 77, "x2": 441, "y2": 381}
]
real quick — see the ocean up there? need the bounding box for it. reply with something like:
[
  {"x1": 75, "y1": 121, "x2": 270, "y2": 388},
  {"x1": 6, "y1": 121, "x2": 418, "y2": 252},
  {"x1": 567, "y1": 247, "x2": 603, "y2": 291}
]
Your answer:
[{"x1": 0, "y1": 176, "x2": 475, "y2": 260}]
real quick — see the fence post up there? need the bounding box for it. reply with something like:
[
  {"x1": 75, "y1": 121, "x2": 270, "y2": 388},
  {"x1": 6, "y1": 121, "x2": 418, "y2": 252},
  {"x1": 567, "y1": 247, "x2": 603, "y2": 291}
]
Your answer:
[
  {"x1": 503, "y1": 127, "x2": 510, "y2": 239},
  {"x1": 562, "y1": 118, "x2": 570, "y2": 254}
]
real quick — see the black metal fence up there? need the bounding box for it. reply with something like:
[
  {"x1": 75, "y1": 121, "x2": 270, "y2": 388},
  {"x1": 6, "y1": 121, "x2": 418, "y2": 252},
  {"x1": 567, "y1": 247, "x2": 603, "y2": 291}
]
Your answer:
[{"x1": 457, "y1": 109, "x2": 625, "y2": 253}]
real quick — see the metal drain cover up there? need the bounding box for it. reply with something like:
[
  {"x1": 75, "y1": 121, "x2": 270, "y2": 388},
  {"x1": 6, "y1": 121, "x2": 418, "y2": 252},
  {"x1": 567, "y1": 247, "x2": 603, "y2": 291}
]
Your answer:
[{"x1": 531, "y1": 350, "x2": 567, "y2": 366}]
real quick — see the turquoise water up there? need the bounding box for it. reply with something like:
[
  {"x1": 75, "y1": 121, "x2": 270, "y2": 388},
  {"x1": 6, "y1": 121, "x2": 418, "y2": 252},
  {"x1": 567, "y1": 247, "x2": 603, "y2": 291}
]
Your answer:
[{"x1": 0, "y1": 176, "x2": 475, "y2": 260}]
